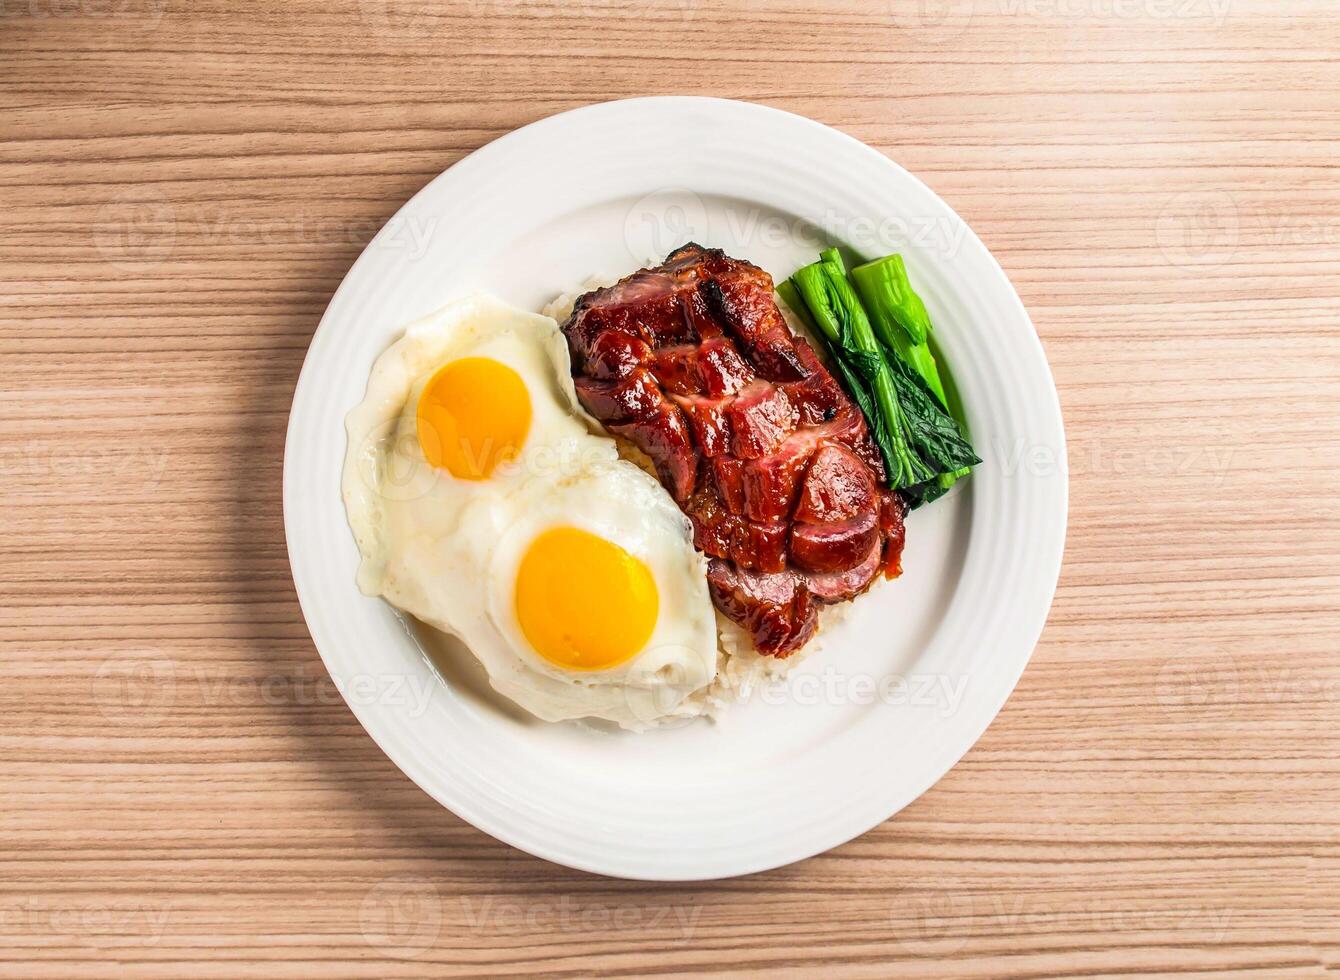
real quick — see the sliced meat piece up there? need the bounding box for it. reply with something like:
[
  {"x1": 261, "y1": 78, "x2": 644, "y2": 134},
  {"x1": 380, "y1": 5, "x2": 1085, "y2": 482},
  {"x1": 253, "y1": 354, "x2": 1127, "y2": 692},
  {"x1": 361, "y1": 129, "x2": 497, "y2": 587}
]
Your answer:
[
  {"x1": 648, "y1": 344, "x2": 700, "y2": 395},
  {"x1": 652, "y1": 337, "x2": 752, "y2": 399},
  {"x1": 699, "y1": 278, "x2": 808, "y2": 382},
  {"x1": 670, "y1": 392, "x2": 732, "y2": 458},
  {"x1": 794, "y1": 443, "x2": 878, "y2": 524},
  {"x1": 574, "y1": 368, "x2": 702, "y2": 501},
  {"x1": 708, "y1": 455, "x2": 747, "y2": 515},
  {"x1": 571, "y1": 280, "x2": 690, "y2": 351},
  {"x1": 573, "y1": 369, "x2": 663, "y2": 425},
  {"x1": 582, "y1": 329, "x2": 651, "y2": 381},
  {"x1": 605, "y1": 402, "x2": 699, "y2": 502},
  {"x1": 782, "y1": 338, "x2": 849, "y2": 425},
  {"x1": 706, "y1": 559, "x2": 817, "y2": 656},
  {"x1": 686, "y1": 490, "x2": 788, "y2": 573},
  {"x1": 663, "y1": 243, "x2": 721, "y2": 282},
  {"x1": 846, "y1": 430, "x2": 887, "y2": 481},
  {"x1": 804, "y1": 537, "x2": 884, "y2": 604},
  {"x1": 694, "y1": 335, "x2": 752, "y2": 397},
  {"x1": 678, "y1": 282, "x2": 727, "y2": 341},
  {"x1": 790, "y1": 511, "x2": 879, "y2": 574},
  {"x1": 727, "y1": 381, "x2": 798, "y2": 459},
  {"x1": 878, "y1": 489, "x2": 908, "y2": 579},
  {"x1": 817, "y1": 402, "x2": 885, "y2": 480},
  {"x1": 737, "y1": 440, "x2": 812, "y2": 522},
  {"x1": 712, "y1": 429, "x2": 815, "y2": 522}
]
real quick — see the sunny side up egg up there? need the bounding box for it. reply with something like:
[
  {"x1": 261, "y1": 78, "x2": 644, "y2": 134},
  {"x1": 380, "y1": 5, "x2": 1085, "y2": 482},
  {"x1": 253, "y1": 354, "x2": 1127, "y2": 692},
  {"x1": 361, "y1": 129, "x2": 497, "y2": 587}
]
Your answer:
[{"x1": 341, "y1": 294, "x2": 720, "y2": 730}]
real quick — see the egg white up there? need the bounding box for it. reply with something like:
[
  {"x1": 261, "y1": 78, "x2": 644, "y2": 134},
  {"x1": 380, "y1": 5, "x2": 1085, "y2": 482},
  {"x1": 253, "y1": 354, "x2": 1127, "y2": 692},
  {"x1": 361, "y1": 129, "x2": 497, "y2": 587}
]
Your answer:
[
  {"x1": 341, "y1": 294, "x2": 719, "y2": 730},
  {"x1": 342, "y1": 293, "x2": 614, "y2": 598},
  {"x1": 484, "y1": 461, "x2": 718, "y2": 726}
]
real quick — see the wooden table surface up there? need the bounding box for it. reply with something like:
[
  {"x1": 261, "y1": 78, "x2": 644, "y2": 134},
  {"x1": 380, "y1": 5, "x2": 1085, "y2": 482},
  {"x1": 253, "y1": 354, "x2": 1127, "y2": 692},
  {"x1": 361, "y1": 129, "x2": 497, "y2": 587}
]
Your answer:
[{"x1": 4, "y1": 0, "x2": 1339, "y2": 976}]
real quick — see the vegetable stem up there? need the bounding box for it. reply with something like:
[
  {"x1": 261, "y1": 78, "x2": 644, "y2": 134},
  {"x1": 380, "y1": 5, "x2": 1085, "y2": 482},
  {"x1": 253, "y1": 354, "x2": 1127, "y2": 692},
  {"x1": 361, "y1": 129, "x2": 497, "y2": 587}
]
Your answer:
[
  {"x1": 776, "y1": 279, "x2": 819, "y2": 337},
  {"x1": 852, "y1": 254, "x2": 946, "y2": 407},
  {"x1": 851, "y1": 254, "x2": 931, "y2": 345}
]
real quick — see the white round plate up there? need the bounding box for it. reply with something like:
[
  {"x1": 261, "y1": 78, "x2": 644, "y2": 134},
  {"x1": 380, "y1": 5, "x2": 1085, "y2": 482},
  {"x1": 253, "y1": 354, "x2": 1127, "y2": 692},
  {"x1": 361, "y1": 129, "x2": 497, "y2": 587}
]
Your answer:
[{"x1": 284, "y1": 97, "x2": 1067, "y2": 880}]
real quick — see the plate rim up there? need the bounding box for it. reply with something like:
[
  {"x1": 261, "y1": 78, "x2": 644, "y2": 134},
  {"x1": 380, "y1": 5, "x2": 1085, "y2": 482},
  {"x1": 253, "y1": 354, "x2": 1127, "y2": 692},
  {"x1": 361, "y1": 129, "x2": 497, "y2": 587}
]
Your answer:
[{"x1": 283, "y1": 96, "x2": 1069, "y2": 881}]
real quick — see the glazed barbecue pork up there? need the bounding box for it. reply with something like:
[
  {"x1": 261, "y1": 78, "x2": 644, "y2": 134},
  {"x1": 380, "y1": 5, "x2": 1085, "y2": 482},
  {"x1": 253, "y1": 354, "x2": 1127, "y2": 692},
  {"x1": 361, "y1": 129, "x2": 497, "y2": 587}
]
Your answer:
[{"x1": 561, "y1": 244, "x2": 906, "y2": 655}]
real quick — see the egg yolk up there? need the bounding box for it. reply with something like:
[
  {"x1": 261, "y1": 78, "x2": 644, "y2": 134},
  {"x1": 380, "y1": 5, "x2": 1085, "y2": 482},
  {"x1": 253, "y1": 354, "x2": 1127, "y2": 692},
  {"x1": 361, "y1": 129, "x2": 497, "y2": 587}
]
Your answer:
[
  {"x1": 514, "y1": 527, "x2": 659, "y2": 671},
  {"x1": 416, "y1": 357, "x2": 531, "y2": 480}
]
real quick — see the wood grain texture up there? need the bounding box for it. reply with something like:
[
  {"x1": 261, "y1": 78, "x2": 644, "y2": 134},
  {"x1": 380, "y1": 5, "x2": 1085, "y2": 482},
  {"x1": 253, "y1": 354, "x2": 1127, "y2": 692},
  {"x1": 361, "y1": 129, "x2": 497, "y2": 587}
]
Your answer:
[{"x1": 2, "y1": 0, "x2": 1339, "y2": 975}]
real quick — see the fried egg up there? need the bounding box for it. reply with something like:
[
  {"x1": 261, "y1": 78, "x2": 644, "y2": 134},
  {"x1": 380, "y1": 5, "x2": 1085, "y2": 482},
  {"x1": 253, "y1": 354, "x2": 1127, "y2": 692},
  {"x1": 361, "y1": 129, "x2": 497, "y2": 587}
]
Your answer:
[{"x1": 342, "y1": 294, "x2": 718, "y2": 729}]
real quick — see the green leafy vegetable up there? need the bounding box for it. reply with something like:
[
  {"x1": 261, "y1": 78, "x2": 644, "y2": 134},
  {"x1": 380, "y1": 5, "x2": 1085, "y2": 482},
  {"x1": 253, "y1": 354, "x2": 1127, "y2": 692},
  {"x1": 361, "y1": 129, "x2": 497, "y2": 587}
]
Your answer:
[
  {"x1": 781, "y1": 246, "x2": 980, "y2": 504},
  {"x1": 853, "y1": 252, "x2": 976, "y2": 495},
  {"x1": 884, "y1": 350, "x2": 980, "y2": 474},
  {"x1": 852, "y1": 254, "x2": 945, "y2": 407},
  {"x1": 791, "y1": 261, "x2": 933, "y2": 487}
]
